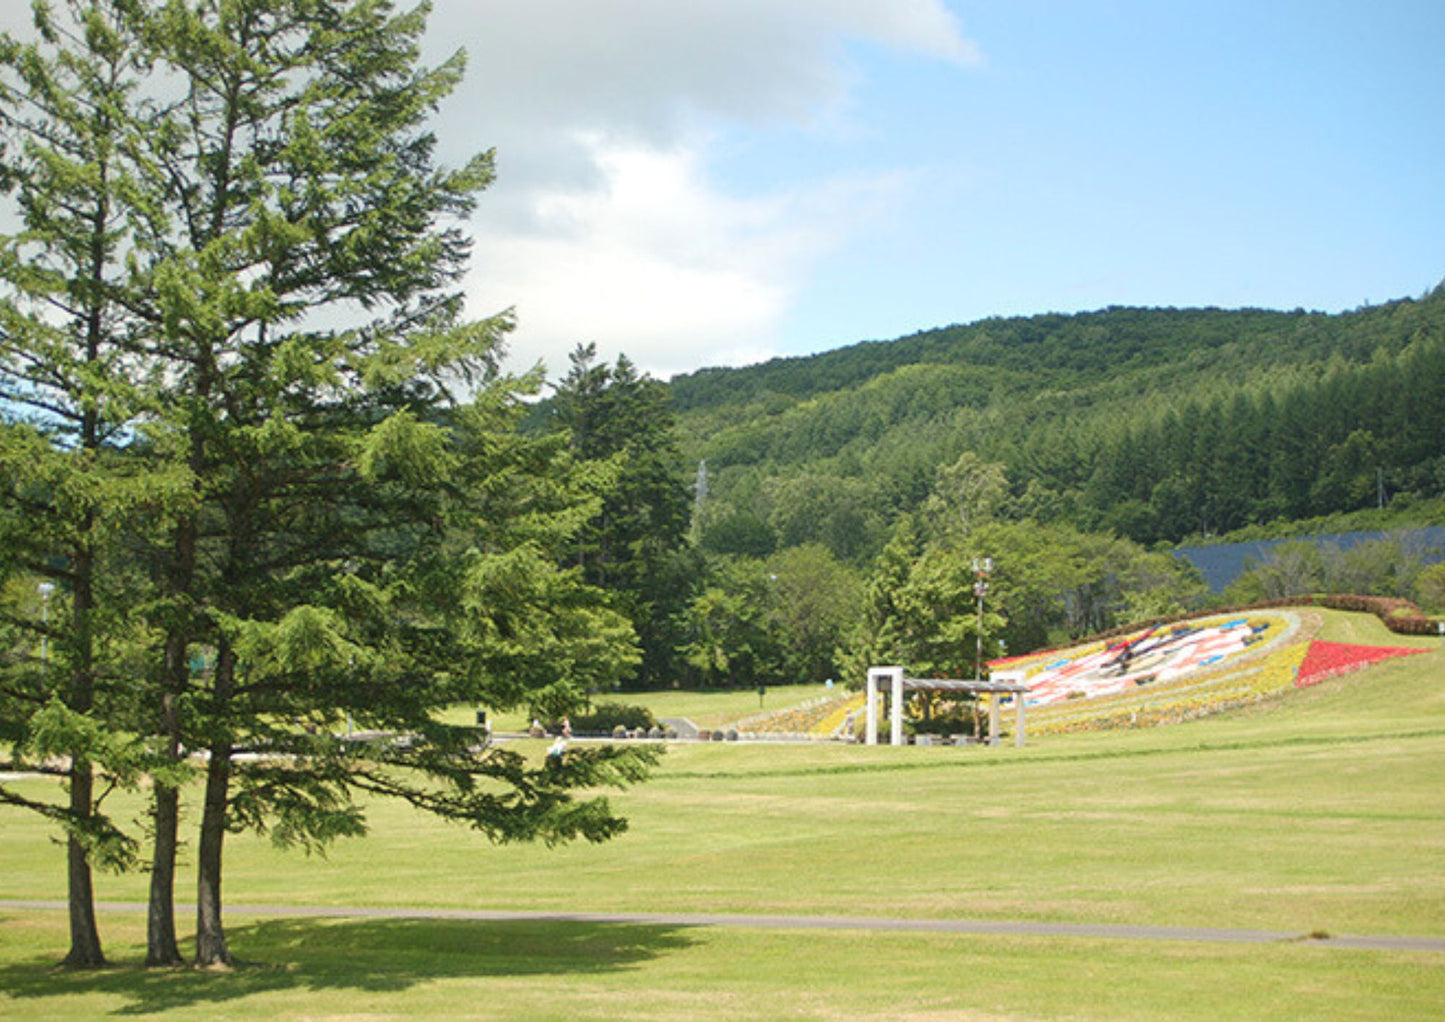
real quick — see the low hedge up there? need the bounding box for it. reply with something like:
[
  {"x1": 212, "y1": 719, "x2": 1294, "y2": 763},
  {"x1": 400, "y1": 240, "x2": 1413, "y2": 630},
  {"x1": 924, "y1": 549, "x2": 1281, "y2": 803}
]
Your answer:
[
  {"x1": 567, "y1": 702, "x2": 657, "y2": 734},
  {"x1": 1311, "y1": 593, "x2": 1441, "y2": 634}
]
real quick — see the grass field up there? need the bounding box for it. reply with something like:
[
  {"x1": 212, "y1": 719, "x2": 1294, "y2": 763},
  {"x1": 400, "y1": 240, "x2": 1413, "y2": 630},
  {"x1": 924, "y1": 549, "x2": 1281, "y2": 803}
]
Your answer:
[
  {"x1": 438, "y1": 682, "x2": 831, "y2": 732},
  {"x1": 2, "y1": 609, "x2": 1442, "y2": 1019}
]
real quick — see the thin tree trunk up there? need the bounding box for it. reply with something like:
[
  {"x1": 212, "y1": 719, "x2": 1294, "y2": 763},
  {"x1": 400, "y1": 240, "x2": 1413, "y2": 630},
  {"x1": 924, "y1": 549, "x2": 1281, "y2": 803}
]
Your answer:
[
  {"x1": 146, "y1": 674, "x2": 185, "y2": 967},
  {"x1": 193, "y1": 746, "x2": 231, "y2": 965},
  {"x1": 146, "y1": 780, "x2": 183, "y2": 966},
  {"x1": 63, "y1": 552, "x2": 104, "y2": 967},
  {"x1": 194, "y1": 646, "x2": 235, "y2": 966},
  {"x1": 62, "y1": 761, "x2": 105, "y2": 967}
]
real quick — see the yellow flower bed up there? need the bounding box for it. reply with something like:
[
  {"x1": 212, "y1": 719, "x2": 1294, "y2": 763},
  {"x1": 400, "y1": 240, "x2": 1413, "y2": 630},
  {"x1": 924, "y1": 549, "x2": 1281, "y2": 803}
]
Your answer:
[{"x1": 810, "y1": 693, "x2": 867, "y2": 736}]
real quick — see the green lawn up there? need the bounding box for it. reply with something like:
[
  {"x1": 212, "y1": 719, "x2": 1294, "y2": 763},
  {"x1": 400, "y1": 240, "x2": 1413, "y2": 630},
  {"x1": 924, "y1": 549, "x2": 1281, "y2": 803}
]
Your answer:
[
  {"x1": 3, "y1": 610, "x2": 1442, "y2": 1019},
  {"x1": 2, "y1": 912, "x2": 1439, "y2": 1021},
  {"x1": 438, "y1": 682, "x2": 831, "y2": 732}
]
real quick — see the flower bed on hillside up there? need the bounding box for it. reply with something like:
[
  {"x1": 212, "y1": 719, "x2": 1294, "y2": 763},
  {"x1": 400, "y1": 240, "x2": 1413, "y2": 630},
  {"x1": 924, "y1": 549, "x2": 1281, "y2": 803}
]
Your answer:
[
  {"x1": 999, "y1": 614, "x2": 1290, "y2": 708},
  {"x1": 1295, "y1": 640, "x2": 1427, "y2": 688},
  {"x1": 1027, "y1": 638, "x2": 1311, "y2": 736},
  {"x1": 1021, "y1": 618, "x2": 1429, "y2": 737},
  {"x1": 739, "y1": 612, "x2": 1429, "y2": 742}
]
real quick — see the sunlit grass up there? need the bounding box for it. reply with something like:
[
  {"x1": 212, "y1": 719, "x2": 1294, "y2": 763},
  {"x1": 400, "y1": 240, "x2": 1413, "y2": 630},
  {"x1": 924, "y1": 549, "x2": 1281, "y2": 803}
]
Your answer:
[
  {"x1": 2, "y1": 911, "x2": 1441, "y2": 1020},
  {"x1": 436, "y1": 682, "x2": 829, "y2": 731},
  {"x1": 3, "y1": 610, "x2": 1443, "y2": 1019}
]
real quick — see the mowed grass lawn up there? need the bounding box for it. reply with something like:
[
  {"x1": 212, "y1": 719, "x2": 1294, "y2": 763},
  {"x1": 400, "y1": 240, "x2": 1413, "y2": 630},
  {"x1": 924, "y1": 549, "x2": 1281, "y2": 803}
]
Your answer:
[
  {"x1": 2, "y1": 610, "x2": 1443, "y2": 1019},
  {"x1": 438, "y1": 682, "x2": 832, "y2": 732}
]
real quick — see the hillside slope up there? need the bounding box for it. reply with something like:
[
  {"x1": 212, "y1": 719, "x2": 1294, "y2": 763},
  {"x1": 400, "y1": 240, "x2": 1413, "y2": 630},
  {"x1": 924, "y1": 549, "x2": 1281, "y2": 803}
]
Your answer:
[{"x1": 675, "y1": 288, "x2": 1445, "y2": 552}]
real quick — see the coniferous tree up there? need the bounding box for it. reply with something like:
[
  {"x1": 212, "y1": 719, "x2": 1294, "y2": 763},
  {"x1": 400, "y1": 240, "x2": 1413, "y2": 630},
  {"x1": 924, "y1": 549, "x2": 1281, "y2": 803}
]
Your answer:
[
  {"x1": 2, "y1": 0, "x2": 657, "y2": 969},
  {"x1": 0, "y1": 1, "x2": 180, "y2": 966},
  {"x1": 548, "y1": 343, "x2": 695, "y2": 687}
]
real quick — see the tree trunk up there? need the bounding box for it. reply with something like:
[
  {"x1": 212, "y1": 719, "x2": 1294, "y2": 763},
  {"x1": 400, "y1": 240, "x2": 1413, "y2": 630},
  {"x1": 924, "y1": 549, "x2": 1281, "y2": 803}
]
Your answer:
[
  {"x1": 146, "y1": 681, "x2": 184, "y2": 968},
  {"x1": 63, "y1": 545, "x2": 105, "y2": 967},
  {"x1": 195, "y1": 648, "x2": 235, "y2": 967},
  {"x1": 62, "y1": 761, "x2": 105, "y2": 968},
  {"x1": 150, "y1": 445, "x2": 200, "y2": 968},
  {"x1": 59, "y1": 94, "x2": 110, "y2": 973},
  {"x1": 194, "y1": 747, "x2": 231, "y2": 966},
  {"x1": 146, "y1": 781, "x2": 183, "y2": 966}
]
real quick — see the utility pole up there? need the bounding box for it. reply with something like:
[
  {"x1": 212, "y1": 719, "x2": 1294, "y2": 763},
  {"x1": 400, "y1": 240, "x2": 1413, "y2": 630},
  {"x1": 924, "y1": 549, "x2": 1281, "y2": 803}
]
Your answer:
[{"x1": 972, "y1": 557, "x2": 993, "y2": 680}]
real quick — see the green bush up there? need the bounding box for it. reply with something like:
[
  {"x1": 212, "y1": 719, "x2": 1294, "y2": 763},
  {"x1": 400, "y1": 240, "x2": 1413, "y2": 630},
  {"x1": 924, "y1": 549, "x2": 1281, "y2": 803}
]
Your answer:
[{"x1": 569, "y1": 702, "x2": 656, "y2": 734}]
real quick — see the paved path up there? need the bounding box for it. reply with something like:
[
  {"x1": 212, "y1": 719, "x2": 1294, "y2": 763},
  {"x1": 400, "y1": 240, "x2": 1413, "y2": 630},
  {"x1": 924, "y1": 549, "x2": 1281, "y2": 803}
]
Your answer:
[
  {"x1": 657, "y1": 716, "x2": 698, "y2": 738},
  {"x1": 4, "y1": 901, "x2": 1441, "y2": 953}
]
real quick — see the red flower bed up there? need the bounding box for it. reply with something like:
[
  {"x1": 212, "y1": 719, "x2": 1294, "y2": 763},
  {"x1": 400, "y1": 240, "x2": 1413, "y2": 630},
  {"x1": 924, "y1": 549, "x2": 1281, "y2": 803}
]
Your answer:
[{"x1": 1295, "y1": 640, "x2": 1426, "y2": 688}]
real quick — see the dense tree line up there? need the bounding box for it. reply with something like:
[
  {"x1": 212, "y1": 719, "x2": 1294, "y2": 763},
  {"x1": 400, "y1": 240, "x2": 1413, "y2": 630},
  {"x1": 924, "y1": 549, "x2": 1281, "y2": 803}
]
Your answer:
[{"x1": 541, "y1": 344, "x2": 696, "y2": 690}]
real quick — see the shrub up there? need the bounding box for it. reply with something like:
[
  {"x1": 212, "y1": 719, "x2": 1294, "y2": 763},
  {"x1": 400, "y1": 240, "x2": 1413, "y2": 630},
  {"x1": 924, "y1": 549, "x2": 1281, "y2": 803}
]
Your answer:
[
  {"x1": 570, "y1": 702, "x2": 656, "y2": 734},
  {"x1": 909, "y1": 707, "x2": 979, "y2": 737}
]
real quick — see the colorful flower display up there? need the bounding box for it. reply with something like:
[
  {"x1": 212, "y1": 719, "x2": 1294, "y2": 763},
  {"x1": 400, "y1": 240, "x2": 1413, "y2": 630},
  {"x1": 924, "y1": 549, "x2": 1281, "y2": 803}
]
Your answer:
[
  {"x1": 1009, "y1": 616, "x2": 1285, "y2": 708},
  {"x1": 1026, "y1": 638, "x2": 1311, "y2": 736},
  {"x1": 736, "y1": 693, "x2": 859, "y2": 738}
]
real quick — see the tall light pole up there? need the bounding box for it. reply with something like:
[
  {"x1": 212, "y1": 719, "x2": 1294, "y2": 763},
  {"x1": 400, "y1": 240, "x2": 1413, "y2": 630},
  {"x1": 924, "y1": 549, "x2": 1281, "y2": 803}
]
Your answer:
[
  {"x1": 37, "y1": 580, "x2": 55, "y2": 670},
  {"x1": 972, "y1": 557, "x2": 993, "y2": 680}
]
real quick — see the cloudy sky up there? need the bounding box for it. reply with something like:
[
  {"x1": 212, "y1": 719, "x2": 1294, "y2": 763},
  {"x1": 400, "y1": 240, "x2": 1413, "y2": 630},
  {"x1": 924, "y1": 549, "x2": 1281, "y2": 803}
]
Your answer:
[
  {"x1": 418, "y1": 0, "x2": 1444, "y2": 380},
  {"x1": 5, "y1": 2, "x2": 1441, "y2": 381}
]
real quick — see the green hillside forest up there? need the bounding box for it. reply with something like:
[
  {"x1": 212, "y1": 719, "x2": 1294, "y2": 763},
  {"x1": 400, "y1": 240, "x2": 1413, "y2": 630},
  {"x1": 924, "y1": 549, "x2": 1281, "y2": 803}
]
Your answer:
[{"x1": 673, "y1": 287, "x2": 1445, "y2": 554}]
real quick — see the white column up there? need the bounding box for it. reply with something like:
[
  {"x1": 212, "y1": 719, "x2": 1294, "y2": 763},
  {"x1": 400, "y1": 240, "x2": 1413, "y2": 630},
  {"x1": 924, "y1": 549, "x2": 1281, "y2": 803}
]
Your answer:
[
  {"x1": 890, "y1": 670, "x2": 904, "y2": 747},
  {"x1": 866, "y1": 667, "x2": 903, "y2": 747},
  {"x1": 990, "y1": 671, "x2": 1027, "y2": 749},
  {"x1": 865, "y1": 670, "x2": 879, "y2": 746},
  {"x1": 988, "y1": 692, "x2": 1000, "y2": 747}
]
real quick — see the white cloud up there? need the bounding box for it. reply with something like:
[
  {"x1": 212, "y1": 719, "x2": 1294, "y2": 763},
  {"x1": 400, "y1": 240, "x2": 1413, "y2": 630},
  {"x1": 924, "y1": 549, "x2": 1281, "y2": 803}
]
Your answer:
[
  {"x1": 466, "y1": 137, "x2": 920, "y2": 377},
  {"x1": 429, "y1": 0, "x2": 979, "y2": 140},
  {"x1": 424, "y1": 0, "x2": 981, "y2": 378},
  {"x1": 0, "y1": 2, "x2": 980, "y2": 380},
  {"x1": 470, "y1": 141, "x2": 793, "y2": 375}
]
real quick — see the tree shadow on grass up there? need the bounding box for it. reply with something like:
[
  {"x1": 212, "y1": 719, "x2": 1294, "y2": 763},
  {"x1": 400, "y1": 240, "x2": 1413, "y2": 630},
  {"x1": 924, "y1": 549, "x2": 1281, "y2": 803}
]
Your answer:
[{"x1": 0, "y1": 916, "x2": 695, "y2": 1016}]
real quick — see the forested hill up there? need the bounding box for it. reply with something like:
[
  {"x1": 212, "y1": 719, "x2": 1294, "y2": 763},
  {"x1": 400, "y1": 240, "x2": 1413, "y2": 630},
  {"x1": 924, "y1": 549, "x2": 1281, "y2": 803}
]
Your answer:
[
  {"x1": 673, "y1": 287, "x2": 1445, "y2": 555},
  {"x1": 671, "y1": 300, "x2": 1431, "y2": 412}
]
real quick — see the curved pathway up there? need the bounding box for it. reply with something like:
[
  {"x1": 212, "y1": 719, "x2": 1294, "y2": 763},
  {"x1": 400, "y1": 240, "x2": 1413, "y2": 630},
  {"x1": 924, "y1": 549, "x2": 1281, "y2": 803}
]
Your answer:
[{"x1": 3, "y1": 900, "x2": 1440, "y2": 953}]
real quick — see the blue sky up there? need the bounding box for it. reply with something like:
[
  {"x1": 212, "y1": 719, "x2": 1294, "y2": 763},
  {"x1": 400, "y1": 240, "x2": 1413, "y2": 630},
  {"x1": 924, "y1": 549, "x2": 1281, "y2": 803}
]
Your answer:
[
  {"x1": 764, "y1": 1, "x2": 1445, "y2": 359},
  {"x1": 417, "y1": 1, "x2": 1444, "y2": 380}
]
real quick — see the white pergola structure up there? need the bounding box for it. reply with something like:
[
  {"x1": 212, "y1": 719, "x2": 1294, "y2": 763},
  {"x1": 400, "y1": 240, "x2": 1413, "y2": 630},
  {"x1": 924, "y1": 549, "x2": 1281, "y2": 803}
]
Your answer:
[{"x1": 866, "y1": 666, "x2": 1030, "y2": 747}]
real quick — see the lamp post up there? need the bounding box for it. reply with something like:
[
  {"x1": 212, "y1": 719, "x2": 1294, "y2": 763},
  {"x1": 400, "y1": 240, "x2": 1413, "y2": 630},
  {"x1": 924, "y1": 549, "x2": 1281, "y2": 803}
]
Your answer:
[
  {"x1": 972, "y1": 557, "x2": 993, "y2": 680},
  {"x1": 37, "y1": 581, "x2": 55, "y2": 670}
]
